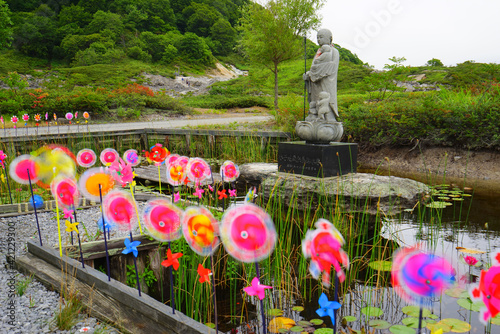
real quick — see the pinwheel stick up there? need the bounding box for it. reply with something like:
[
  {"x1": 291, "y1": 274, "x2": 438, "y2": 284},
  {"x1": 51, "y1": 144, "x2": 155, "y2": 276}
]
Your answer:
[
  {"x1": 417, "y1": 299, "x2": 423, "y2": 334},
  {"x1": 129, "y1": 232, "x2": 142, "y2": 296},
  {"x1": 72, "y1": 208, "x2": 85, "y2": 268},
  {"x1": 129, "y1": 184, "x2": 143, "y2": 234},
  {"x1": 99, "y1": 184, "x2": 111, "y2": 281},
  {"x1": 168, "y1": 241, "x2": 176, "y2": 314},
  {"x1": 27, "y1": 169, "x2": 43, "y2": 246},
  {"x1": 210, "y1": 253, "x2": 219, "y2": 334},
  {"x1": 158, "y1": 164, "x2": 162, "y2": 193},
  {"x1": 255, "y1": 262, "x2": 267, "y2": 334},
  {"x1": 3, "y1": 167, "x2": 13, "y2": 204},
  {"x1": 51, "y1": 169, "x2": 63, "y2": 256},
  {"x1": 334, "y1": 273, "x2": 338, "y2": 334}
]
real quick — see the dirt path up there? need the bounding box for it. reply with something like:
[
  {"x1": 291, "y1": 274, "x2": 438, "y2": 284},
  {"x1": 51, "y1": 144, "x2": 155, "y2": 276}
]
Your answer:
[{"x1": 358, "y1": 146, "x2": 500, "y2": 194}]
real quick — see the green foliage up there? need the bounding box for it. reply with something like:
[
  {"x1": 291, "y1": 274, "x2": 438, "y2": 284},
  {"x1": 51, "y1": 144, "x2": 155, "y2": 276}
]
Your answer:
[
  {"x1": 175, "y1": 32, "x2": 213, "y2": 65},
  {"x1": 16, "y1": 275, "x2": 33, "y2": 296},
  {"x1": 426, "y1": 58, "x2": 444, "y2": 67},
  {"x1": 0, "y1": 0, "x2": 13, "y2": 49},
  {"x1": 126, "y1": 264, "x2": 157, "y2": 289},
  {"x1": 1, "y1": 71, "x2": 28, "y2": 96}
]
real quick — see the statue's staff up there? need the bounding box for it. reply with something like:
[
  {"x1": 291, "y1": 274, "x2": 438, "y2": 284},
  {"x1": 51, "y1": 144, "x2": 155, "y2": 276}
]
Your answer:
[{"x1": 303, "y1": 35, "x2": 307, "y2": 121}]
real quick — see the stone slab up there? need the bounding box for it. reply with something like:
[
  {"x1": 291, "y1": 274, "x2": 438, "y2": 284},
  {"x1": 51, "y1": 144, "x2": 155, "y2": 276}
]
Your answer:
[{"x1": 278, "y1": 141, "x2": 357, "y2": 177}]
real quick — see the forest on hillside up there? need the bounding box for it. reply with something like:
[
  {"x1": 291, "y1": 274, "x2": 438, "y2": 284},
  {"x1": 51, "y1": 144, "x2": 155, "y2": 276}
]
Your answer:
[{"x1": 0, "y1": 0, "x2": 362, "y2": 68}]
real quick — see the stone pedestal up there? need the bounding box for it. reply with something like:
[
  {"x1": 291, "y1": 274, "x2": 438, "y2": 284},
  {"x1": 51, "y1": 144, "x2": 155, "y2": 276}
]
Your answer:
[{"x1": 278, "y1": 141, "x2": 357, "y2": 177}]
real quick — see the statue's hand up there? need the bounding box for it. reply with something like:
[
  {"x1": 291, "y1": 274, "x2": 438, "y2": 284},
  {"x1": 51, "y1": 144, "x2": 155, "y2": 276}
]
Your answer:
[{"x1": 303, "y1": 72, "x2": 310, "y2": 81}]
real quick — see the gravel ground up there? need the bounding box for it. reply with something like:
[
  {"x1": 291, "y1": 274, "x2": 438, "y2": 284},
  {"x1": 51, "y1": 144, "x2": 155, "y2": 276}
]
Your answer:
[{"x1": 0, "y1": 206, "x2": 140, "y2": 333}]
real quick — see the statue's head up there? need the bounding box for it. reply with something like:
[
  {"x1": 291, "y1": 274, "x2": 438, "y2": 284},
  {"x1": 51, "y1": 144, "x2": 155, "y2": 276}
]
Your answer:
[{"x1": 317, "y1": 29, "x2": 332, "y2": 46}]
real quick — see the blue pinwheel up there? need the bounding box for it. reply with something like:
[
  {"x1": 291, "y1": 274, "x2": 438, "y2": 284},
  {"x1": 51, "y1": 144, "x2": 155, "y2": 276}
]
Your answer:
[
  {"x1": 316, "y1": 293, "x2": 341, "y2": 324},
  {"x1": 122, "y1": 238, "x2": 141, "y2": 258}
]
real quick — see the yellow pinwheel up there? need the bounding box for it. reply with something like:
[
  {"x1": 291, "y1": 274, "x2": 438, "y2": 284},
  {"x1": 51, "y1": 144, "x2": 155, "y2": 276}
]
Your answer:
[{"x1": 65, "y1": 220, "x2": 79, "y2": 233}]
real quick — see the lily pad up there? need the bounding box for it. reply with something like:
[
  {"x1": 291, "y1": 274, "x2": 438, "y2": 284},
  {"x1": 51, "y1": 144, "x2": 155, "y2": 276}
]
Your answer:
[
  {"x1": 428, "y1": 314, "x2": 439, "y2": 320},
  {"x1": 268, "y1": 317, "x2": 295, "y2": 333},
  {"x1": 445, "y1": 287, "x2": 466, "y2": 298},
  {"x1": 310, "y1": 319, "x2": 324, "y2": 325},
  {"x1": 457, "y1": 298, "x2": 484, "y2": 312},
  {"x1": 297, "y1": 320, "x2": 312, "y2": 327},
  {"x1": 369, "y1": 319, "x2": 391, "y2": 329},
  {"x1": 426, "y1": 201, "x2": 452, "y2": 208},
  {"x1": 402, "y1": 317, "x2": 426, "y2": 328},
  {"x1": 368, "y1": 260, "x2": 393, "y2": 272},
  {"x1": 361, "y1": 306, "x2": 384, "y2": 317},
  {"x1": 292, "y1": 306, "x2": 305, "y2": 312},
  {"x1": 290, "y1": 325, "x2": 304, "y2": 332},
  {"x1": 343, "y1": 316, "x2": 357, "y2": 322},
  {"x1": 401, "y1": 305, "x2": 431, "y2": 318},
  {"x1": 267, "y1": 308, "x2": 284, "y2": 316},
  {"x1": 440, "y1": 318, "x2": 471, "y2": 332},
  {"x1": 205, "y1": 322, "x2": 216, "y2": 329},
  {"x1": 427, "y1": 322, "x2": 451, "y2": 333},
  {"x1": 389, "y1": 325, "x2": 415, "y2": 334},
  {"x1": 313, "y1": 329, "x2": 334, "y2": 334}
]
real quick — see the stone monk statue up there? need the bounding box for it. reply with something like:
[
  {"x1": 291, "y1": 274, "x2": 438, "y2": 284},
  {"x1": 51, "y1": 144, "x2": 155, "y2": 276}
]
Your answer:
[{"x1": 303, "y1": 28, "x2": 339, "y2": 122}]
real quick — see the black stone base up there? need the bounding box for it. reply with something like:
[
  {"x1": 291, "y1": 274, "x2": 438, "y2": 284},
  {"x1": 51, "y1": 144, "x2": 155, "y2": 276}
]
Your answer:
[{"x1": 278, "y1": 141, "x2": 357, "y2": 177}]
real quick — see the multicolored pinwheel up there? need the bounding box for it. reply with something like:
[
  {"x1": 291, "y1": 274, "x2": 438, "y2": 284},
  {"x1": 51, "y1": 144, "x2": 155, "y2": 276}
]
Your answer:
[
  {"x1": 302, "y1": 219, "x2": 350, "y2": 287},
  {"x1": 186, "y1": 157, "x2": 211, "y2": 184},
  {"x1": 182, "y1": 206, "x2": 220, "y2": 256},
  {"x1": 122, "y1": 149, "x2": 141, "y2": 167},
  {"x1": 471, "y1": 250, "x2": 500, "y2": 324},
  {"x1": 51, "y1": 176, "x2": 79, "y2": 208},
  {"x1": 220, "y1": 203, "x2": 277, "y2": 263},
  {"x1": 145, "y1": 143, "x2": 169, "y2": 166},
  {"x1": 220, "y1": 160, "x2": 240, "y2": 182},
  {"x1": 391, "y1": 246, "x2": 455, "y2": 305},
  {"x1": 77, "y1": 149, "x2": 97, "y2": 168},
  {"x1": 9, "y1": 155, "x2": 38, "y2": 184},
  {"x1": 79, "y1": 167, "x2": 115, "y2": 202},
  {"x1": 108, "y1": 158, "x2": 134, "y2": 187},
  {"x1": 102, "y1": 190, "x2": 137, "y2": 231},
  {"x1": 100, "y1": 148, "x2": 119, "y2": 166},
  {"x1": 32, "y1": 145, "x2": 76, "y2": 188},
  {"x1": 166, "y1": 155, "x2": 188, "y2": 186},
  {"x1": 142, "y1": 198, "x2": 183, "y2": 242}
]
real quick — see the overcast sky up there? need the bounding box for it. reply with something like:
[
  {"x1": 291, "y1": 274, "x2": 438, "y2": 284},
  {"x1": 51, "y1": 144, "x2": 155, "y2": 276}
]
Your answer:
[{"x1": 311, "y1": 0, "x2": 500, "y2": 69}]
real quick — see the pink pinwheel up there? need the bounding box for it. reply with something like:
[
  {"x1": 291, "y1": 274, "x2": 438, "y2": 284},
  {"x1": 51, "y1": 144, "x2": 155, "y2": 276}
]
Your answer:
[
  {"x1": 243, "y1": 277, "x2": 272, "y2": 300},
  {"x1": 174, "y1": 192, "x2": 180, "y2": 203},
  {"x1": 220, "y1": 203, "x2": 277, "y2": 263},
  {"x1": 63, "y1": 208, "x2": 74, "y2": 220},
  {"x1": 208, "y1": 184, "x2": 214, "y2": 192},
  {"x1": 194, "y1": 187, "x2": 204, "y2": 199},
  {"x1": 302, "y1": 219, "x2": 350, "y2": 287},
  {"x1": 186, "y1": 157, "x2": 211, "y2": 183},
  {"x1": 65, "y1": 112, "x2": 73, "y2": 122},
  {"x1": 122, "y1": 149, "x2": 141, "y2": 167},
  {"x1": 22, "y1": 114, "x2": 29, "y2": 122},
  {"x1": 109, "y1": 158, "x2": 134, "y2": 186},
  {"x1": 392, "y1": 246, "x2": 455, "y2": 305},
  {"x1": 11, "y1": 115, "x2": 18, "y2": 125},
  {"x1": 0, "y1": 116, "x2": 4, "y2": 125},
  {"x1": 471, "y1": 250, "x2": 500, "y2": 324},
  {"x1": 142, "y1": 198, "x2": 183, "y2": 242},
  {"x1": 0, "y1": 150, "x2": 6, "y2": 168},
  {"x1": 102, "y1": 190, "x2": 137, "y2": 231},
  {"x1": 229, "y1": 189, "x2": 237, "y2": 197},
  {"x1": 220, "y1": 161, "x2": 240, "y2": 182},
  {"x1": 9, "y1": 155, "x2": 38, "y2": 184},
  {"x1": 161, "y1": 249, "x2": 183, "y2": 271},
  {"x1": 51, "y1": 176, "x2": 79, "y2": 208},
  {"x1": 100, "y1": 148, "x2": 119, "y2": 166},
  {"x1": 76, "y1": 149, "x2": 97, "y2": 168}
]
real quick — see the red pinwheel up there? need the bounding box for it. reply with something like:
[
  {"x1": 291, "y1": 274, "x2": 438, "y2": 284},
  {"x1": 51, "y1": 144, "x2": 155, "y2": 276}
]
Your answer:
[
  {"x1": 103, "y1": 190, "x2": 137, "y2": 231},
  {"x1": 218, "y1": 189, "x2": 227, "y2": 199},
  {"x1": 9, "y1": 155, "x2": 38, "y2": 184},
  {"x1": 100, "y1": 148, "x2": 119, "y2": 166},
  {"x1": 186, "y1": 157, "x2": 211, "y2": 184},
  {"x1": 161, "y1": 249, "x2": 183, "y2": 271},
  {"x1": 471, "y1": 250, "x2": 500, "y2": 324},
  {"x1": 197, "y1": 264, "x2": 211, "y2": 284},
  {"x1": 145, "y1": 144, "x2": 169, "y2": 166},
  {"x1": 302, "y1": 219, "x2": 350, "y2": 287},
  {"x1": 142, "y1": 198, "x2": 183, "y2": 242}
]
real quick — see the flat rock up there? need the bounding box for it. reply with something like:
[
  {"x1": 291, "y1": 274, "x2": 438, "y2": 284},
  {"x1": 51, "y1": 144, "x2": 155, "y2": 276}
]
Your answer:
[{"x1": 240, "y1": 163, "x2": 428, "y2": 215}]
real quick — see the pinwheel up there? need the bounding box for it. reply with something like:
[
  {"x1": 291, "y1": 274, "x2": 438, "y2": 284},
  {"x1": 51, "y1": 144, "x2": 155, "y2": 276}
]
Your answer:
[
  {"x1": 220, "y1": 160, "x2": 240, "y2": 182},
  {"x1": 243, "y1": 277, "x2": 272, "y2": 300},
  {"x1": 22, "y1": 114, "x2": 29, "y2": 134},
  {"x1": 197, "y1": 264, "x2": 211, "y2": 283},
  {"x1": 102, "y1": 190, "x2": 137, "y2": 232},
  {"x1": 65, "y1": 112, "x2": 73, "y2": 123},
  {"x1": 79, "y1": 167, "x2": 115, "y2": 202},
  {"x1": 122, "y1": 237, "x2": 143, "y2": 295},
  {"x1": 161, "y1": 249, "x2": 183, "y2": 270},
  {"x1": 145, "y1": 143, "x2": 169, "y2": 166},
  {"x1": 166, "y1": 153, "x2": 180, "y2": 167},
  {"x1": 83, "y1": 111, "x2": 90, "y2": 131},
  {"x1": 229, "y1": 189, "x2": 237, "y2": 197},
  {"x1": 194, "y1": 187, "x2": 204, "y2": 199},
  {"x1": 77, "y1": 149, "x2": 97, "y2": 168},
  {"x1": 100, "y1": 148, "x2": 119, "y2": 166},
  {"x1": 9, "y1": 155, "x2": 38, "y2": 185},
  {"x1": 471, "y1": 250, "x2": 500, "y2": 324},
  {"x1": 218, "y1": 189, "x2": 227, "y2": 200},
  {"x1": 108, "y1": 158, "x2": 134, "y2": 187},
  {"x1": 51, "y1": 176, "x2": 79, "y2": 209},
  {"x1": 316, "y1": 293, "x2": 341, "y2": 325},
  {"x1": 65, "y1": 219, "x2": 79, "y2": 233},
  {"x1": 220, "y1": 203, "x2": 277, "y2": 263},
  {"x1": 142, "y1": 198, "x2": 183, "y2": 242},
  {"x1": 123, "y1": 149, "x2": 141, "y2": 167},
  {"x1": 302, "y1": 219, "x2": 350, "y2": 287},
  {"x1": 166, "y1": 156, "x2": 186, "y2": 186},
  {"x1": 63, "y1": 208, "x2": 74, "y2": 220},
  {"x1": 0, "y1": 151, "x2": 13, "y2": 203},
  {"x1": 392, "y1": 247, "x2": 455, "y2": 304},
  {"x1": 186, "y1": 157, "x2": 211, "y2": 185},
  {"x1": 182, "y1": 206, "x2": 220, "y2": 256},
  {"x1": 29, "y1": 194, "x2": 43, "y2": 209},
  {"x1": 32, "y1": 145, "x2": 76, "y2": 189}
]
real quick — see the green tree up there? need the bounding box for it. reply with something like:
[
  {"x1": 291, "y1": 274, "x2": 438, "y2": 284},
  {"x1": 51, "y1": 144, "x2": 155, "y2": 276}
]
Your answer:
[
  {"x1": 176, "y1": 32, "x2": 213, "y2": 65},
  {"x1": 239, "y1": 0, "x2": 324, "y2": 109},
  {"x1": 426, "y1": 58, "x2": 444, "y2": 67},
  {"x1": 210, "y1": 18, "x2": 236, "y2": 55},
  {"x1": 0, "y1": 0, "x2": 13, "y2": 49}
]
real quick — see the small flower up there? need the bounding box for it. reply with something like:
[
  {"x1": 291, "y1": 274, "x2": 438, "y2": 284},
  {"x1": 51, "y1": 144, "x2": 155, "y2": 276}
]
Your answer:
[
  {"x1": 229, "y1": 189, "x2": 237, "y2": 197},
  {"x1": 464, "y1": 255, "x2": 478, "y2": 266},
  {"x1": 218, "y1": 189, "x2": 227, "y2": 200}
]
